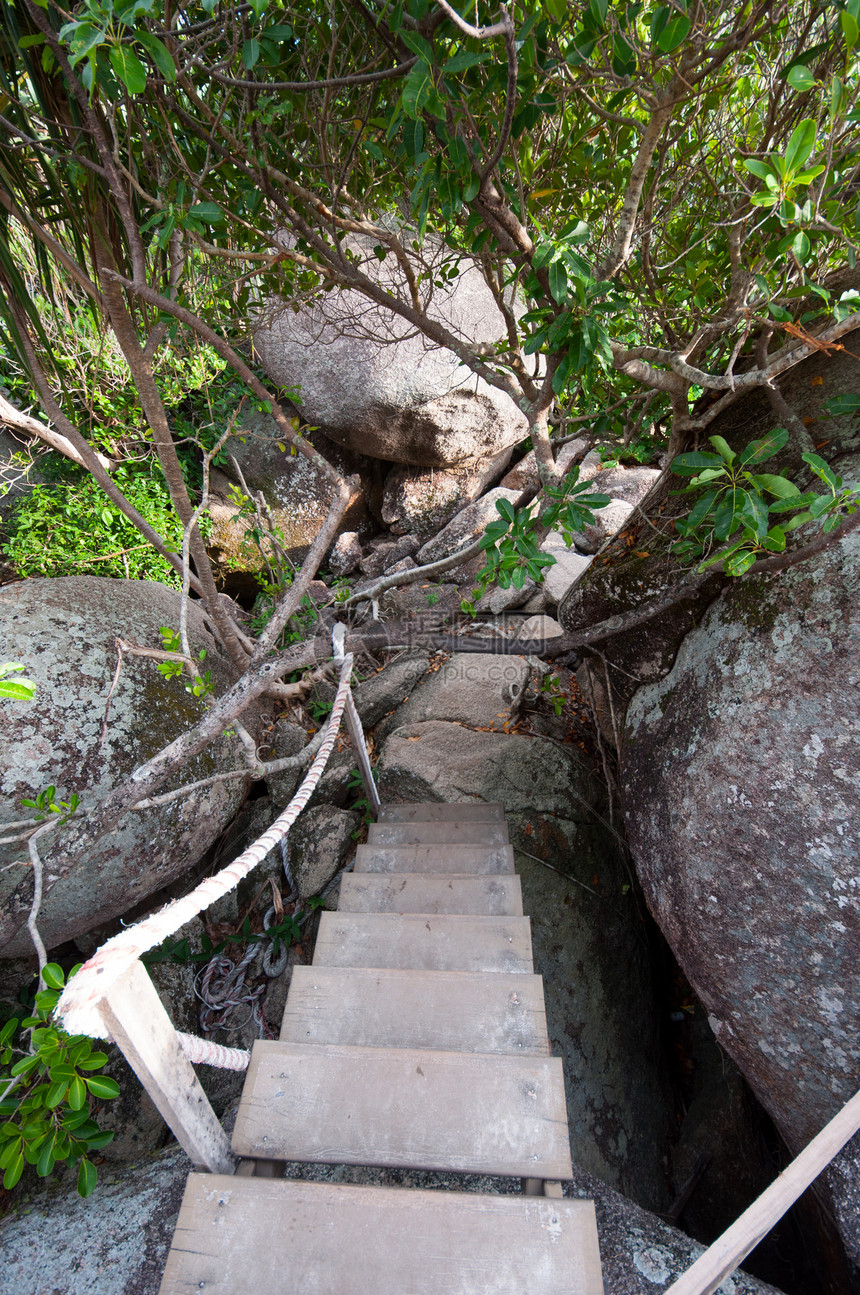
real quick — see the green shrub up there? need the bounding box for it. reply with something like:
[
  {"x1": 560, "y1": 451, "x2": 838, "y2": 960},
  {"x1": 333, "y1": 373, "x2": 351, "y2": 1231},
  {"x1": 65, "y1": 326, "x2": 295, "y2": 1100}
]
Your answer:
[
  {"x1": 0, "y1": 964, "x2": 118, "y2": 1198},
  {"x1": 2, "y1": 459, "x2": 196, "y2": 584}
]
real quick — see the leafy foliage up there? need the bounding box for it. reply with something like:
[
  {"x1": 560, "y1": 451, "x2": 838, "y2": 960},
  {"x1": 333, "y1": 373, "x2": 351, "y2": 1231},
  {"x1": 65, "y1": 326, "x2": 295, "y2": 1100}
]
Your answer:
[
  {"x1": 0, "y1": 965, "x2": 118, "y2": 1197},
  {"x1": 461, "y1": 467, "x2": 610, "y2": 613},
  {"x1": 2, "y1": 460, "x2": 196, "y2": 583},
  {"x1": 671, "y1": 429, "x2": 860, "y2": 575},
  {"x1": 0, "y1": 662, "x2": 36, "y2": 700}
]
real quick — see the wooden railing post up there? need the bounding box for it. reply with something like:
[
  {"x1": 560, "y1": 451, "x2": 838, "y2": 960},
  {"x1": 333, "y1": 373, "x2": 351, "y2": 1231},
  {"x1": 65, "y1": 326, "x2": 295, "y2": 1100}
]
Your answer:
[{"x1": 98, "y1": 961, "x2": 235, "y2": 1174}]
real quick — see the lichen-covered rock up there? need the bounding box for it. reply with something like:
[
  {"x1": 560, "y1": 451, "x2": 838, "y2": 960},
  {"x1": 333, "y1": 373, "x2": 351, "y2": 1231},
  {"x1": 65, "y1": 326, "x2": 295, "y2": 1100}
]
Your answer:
[
  {"x1": 374, "y1": 652, "x2": 528, "y2": 745},
  {"x1": 253, "y1": 232, "x2": 528, "y2": 467},
  {"x1": 0, "y1": 577, "x2": 250, "y2": 955},
  {"x1": 381, "y1": 450, "x2": 511, "y2": 540},
  {"x1": 500, "y1": 438, "x2": 588, "y2": 492},
  {"x1": 206, "y1": 411, "x2": 373, "y2": 570},
  {"x1": 415, "y1": 487, "x2": 520, "y2": 567},
  {"x1": 377, "y1": 721, "x2": 673, "y2": 1208},
  {"x1": 328, "y1": 530, "x2": 363, "y2": 576},
  {"x1": 352, "y1": 652, "x2": 429, "y2": 728},
  {"x1": 621, "y1": 521, "x2": 860, "y2": 1253},
  {"x1": 289, "y1": 804, "x2": 360, "y2": 898}
]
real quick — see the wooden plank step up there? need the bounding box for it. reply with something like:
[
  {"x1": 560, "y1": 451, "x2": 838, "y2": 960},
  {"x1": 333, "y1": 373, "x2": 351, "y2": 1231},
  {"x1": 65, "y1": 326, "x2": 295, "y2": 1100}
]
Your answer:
[
  {"x1": 378, "y1": 801, "x2": 505, "y2": 823},
  {"x1": 232, "y1": 1041, "x2": 572, "y2": 1179},
  {"x1": 369, "y1": 820, "x2": 509, "y2": 847},
  {"x1": 355, "y1": 842, "x2": 515, "y2": 874},
  {"x1": 160, "y1": 1176, "x2": 604, "y2": 1295},
  {"x1": 313, "y1": 911, "x2": 533, "y2": 973},
  {"x1": 279, "y1": 966, "x2": 550, "y2": 1055},
  {"x1": 339, "y1": 873, "x2": 523, "y2": 915}
]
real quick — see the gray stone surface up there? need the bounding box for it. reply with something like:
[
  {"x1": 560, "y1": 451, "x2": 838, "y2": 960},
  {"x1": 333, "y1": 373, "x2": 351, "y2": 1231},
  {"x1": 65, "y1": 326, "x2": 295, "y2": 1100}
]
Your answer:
[
  {"x1": 381, "y1": 450, "x2": 511, "y2": 540},
  {"x1": 500, "y1": 437, "x2": 588, "y2": 492},
  {"x1": 621, "y1": 517, "x2": 860, "y2": 1253},
  {"x1": 415, "y1": 487, "x2": 521, "y2": 567},
  {"x1": 328, "y1": 530, "x2": 363, "y2": 576},
  {"x1": 0, "y1": 577, "x2": 250, "y2": 956},
  {"x1": 289, "y1": 804, "x2": 361, "y2": 898},
  {"x1": 377, "y1": 720, "x2": 673, "y2": 1209},
  {"x1": 375, "y1": 652, "x2": 528, "y2": 744},
  {"x1": 206, "y1": 411, "x2": 371, "y2": 568},
  {"x1": 358, "y1": 533, "x2": 420, "y2": 578},
  {"x1": 264, "y1": 720, "x2": 311, "y2": 809},
  {"x1": 253, "y1": 232, "x2": 529, "y2": 466},
  {"x1": 352, "y1": 652, "x2": 430, "y2": 727},
  {"x1": 539, "y1": 530, "x2": 593, "y2": 603}
]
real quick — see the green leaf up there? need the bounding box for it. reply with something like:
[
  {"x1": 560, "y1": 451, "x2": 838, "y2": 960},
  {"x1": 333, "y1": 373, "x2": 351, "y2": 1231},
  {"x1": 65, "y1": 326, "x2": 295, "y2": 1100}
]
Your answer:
[
  {"x1": 737, "y1": 427, "x2": 789, "y2": 466},
  {"x1": 686, "y1": 489, "x2": 720, "y2": 529},
  {"x1": 725, "y1": 549, "x2": 757, "y2": 576},
  {"x1": 558, "y1": 217, "x2": 591, "y2": 244},
  {"x1": 84, "y1": 1075, "x2": 120, "y2": 1100},
  {"x1": 784, "y1": 118, "x2": 816, "y2": 173},
  {"x1": 840, "y1": 9, "x2": 859, "y2": 48},
  {"x1": 548, "y1": 259, "x2": 568, "y2": 304},
  {"x1": 136, "y1": 31, "x2": 175, "y2": 81},
  {"x1": 823, "y1": 393, "x2": 860, "y2": 416},
  {"x1": 657, "y1": 11, "x2": 690, "y2": 52},
  {"x1": 802, "y1": 452, "x2": 840, "y2": 489},
  {"x1": 787, "y1": 65, "x2": 815, "y2": 92},
  {"x1": 67, "y1": 1076, "x2": 87, "y2": 1111},
  {"x1": 443, "y1": 50, "x2": 490, "y2": 74},
  {"x1": 670, "y1": 451, "x2": 724, "y2": 477},
  {"x1": 109, "y1": 45, "x2": 147, "y2": 94},
  {"x1": 744, "y1": 158, "x2": 775, "y2": 182},
  {"x1": 713, "y1": 488, "x2": 746, "y2": 540},
  {"x1": 188, "y1": 202, "x2": 224, "y2": 225},
  {"x1": 749, "y1": 473, "x2": 799, "y2": 499},
  {"x1": 781, "y1": 510, "x2": 814, "y2": 531},
  {"x1": 708, "y1": 435, "x2": 735, "y2": 464},
  {"x1": 763, "y1": 526, "x2": 787, "y2": 552},
  {"x1": 77, "y1": 1157, "x2": 97, "y2": 1197},
  {"x1": 402, "y1": 62, "x2": 434, "y2": 118},
  {"x1": 242, "y1": 38, "x2": 260, "y2": 69},
  {"x1": 496, "y1": 498, "x2": 516, "y2": 523},
  {"x1": 41, "y1": 963, "x2": 65, "y2": 990},
  {"x1": 3, "y1": 1148, "x2": 24, "y2": 1190},
  {"x1": 739, "y1": 489, "x2": 770, "y2": 539}
]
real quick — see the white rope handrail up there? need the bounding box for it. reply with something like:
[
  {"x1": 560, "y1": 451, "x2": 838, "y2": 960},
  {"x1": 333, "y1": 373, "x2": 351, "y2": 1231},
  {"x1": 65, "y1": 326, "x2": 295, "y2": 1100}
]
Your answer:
[
  {"x1": 56, "y1": 651, "x2": 355, "y2": 1038},
  {"x1": 177, "y1": 1031, "x2": 250, "y2": 1071}
]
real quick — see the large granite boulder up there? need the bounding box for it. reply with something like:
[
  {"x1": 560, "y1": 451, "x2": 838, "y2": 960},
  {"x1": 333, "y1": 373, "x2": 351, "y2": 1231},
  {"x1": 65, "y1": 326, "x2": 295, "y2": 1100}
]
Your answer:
[
  {"x1": 377, "y1": 720, "x2": 673, "y2": 1210},
  {"x1": 621, "y1": 519, "x2": 860, "y2": 1261},
  {"x1": 0, "y1": 577, "x2": 251, "y2": 955},
  {"x1": 253, "y1": 233, "x2": 529, "y2": 467},
  {"x1": 206, "y1": 410, "x2": 375, "y2": 574}
]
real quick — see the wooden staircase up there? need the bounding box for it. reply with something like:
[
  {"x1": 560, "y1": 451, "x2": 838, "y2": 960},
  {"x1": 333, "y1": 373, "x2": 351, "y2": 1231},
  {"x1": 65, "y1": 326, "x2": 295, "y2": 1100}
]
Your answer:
[{"x1": 158, "y1": 802, "x2": 604, "y2": 1294}]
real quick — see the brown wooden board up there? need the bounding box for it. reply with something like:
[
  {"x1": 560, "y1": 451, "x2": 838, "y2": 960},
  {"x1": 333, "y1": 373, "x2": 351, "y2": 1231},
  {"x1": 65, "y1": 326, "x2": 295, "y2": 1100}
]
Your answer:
[
  {"x1": 231, "y1": 1040, "x2": 572, "y2": 1179},
  {"x1": 279, "y1": 966, "x2": 550, "y2": 1055},
  {"x1": 339, "y1": 873, "x2": 523, "y2": 915},
  {"x1": 355, "y1": 843, "x2": 516, "y2": 874},
  {"x1": 369, "y1": 821, "x2": 509, "y2": 846},
  {"x1": 312, "y1": 911, "x2": 533, "y2": 972},
  {"x1": 159, "y1": 1176, "x2": 604, "y2": 1295},
  {"x1": 378, "y1": 801, "x2": 506, "y2": 823}
]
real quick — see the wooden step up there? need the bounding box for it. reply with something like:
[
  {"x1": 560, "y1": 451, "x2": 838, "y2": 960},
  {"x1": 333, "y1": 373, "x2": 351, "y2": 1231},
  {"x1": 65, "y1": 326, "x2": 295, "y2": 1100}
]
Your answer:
[
  {"x1": 279, "y1": 966, "x2": 550, "y2": 1055},
  {"x1": 355, "y1": 842, "x2": 515, "y2": 874},
  {"x1": 369, "y1": 820, "x2": 509, "y2": 847},
  {"x1": 232, "y1": 1040, "x2": 572, "y2": 1179},
  {"x1": 160, "y1": 1176, "x2": 604, "y2": 1295},
  {"x1": 378, "y1": 801, "x2": 505, "y2": 823},
  {"x1": 313, "y1": 912, "x2": 533, "y2": 973},
  {"x1": 339, "y1": 873, "x2": 523, "y2": 915}
]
